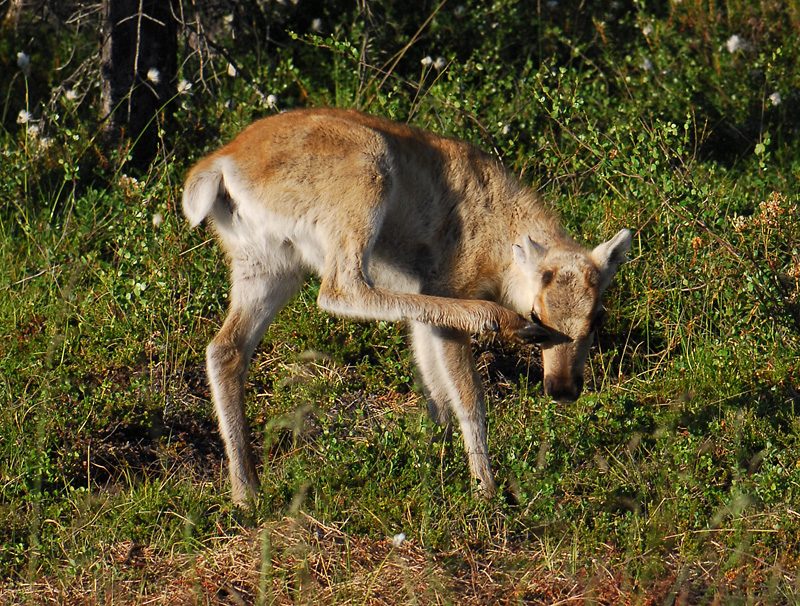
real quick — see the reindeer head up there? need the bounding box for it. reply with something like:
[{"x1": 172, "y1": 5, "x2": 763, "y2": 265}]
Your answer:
[{"x1": 513, "y1": 229, "x2": 632, "y2": 402}]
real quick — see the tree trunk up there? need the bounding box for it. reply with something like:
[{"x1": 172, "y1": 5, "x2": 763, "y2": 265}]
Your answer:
[{"x1": 101, "y1": 0, "x2": 178, "y2": 169}]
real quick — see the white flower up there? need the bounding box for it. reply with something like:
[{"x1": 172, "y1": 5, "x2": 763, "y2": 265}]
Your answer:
[
  {"x1": 64, "y1": 89, "x2": 78, "y2": 101},
  {"x1": 726, "y1": 34, "x2": 742, "y2": 54},
  {"x1": 227, "y1": 63, "x2": 237, "y2": 77},
  {"x1": 311, "y1": 18, "x2": 323, "y2": 32},
  {"x1": 642, "y1": 24, "x2": 653, "y2": 36},
  {"x1": 17, "y1": 51, "x2": 30, "y2": 76},
  {"x1": 769, "y1": 92, "x2": 782, "y2": 106},
  {"x1": 152, "y1": 213, "x2": 163, "y2": 227},
  {"x1": 421, "y1": 56, "x2": 433, "y2": 67},
  {"x1": 27, "y1": 124, "x2": 40, "y2": 137},
  {"x1": 640, "y1": 57, "x2": 653, "y2": 71},
  {"x1": 731, "y1": 215, "x2": 747, "y2": 233},
  {"x1": 17, "y1": 109, "x2": 32, "y2": 124},
  {"x1": 266, "y1": 94, "x2": 278, "y2": 108},
  {"x1": 178, "y1": 79, "x2": 192, "y2": 94},
  {"x1": 392, "y1": 533, "x2": 406, "y2": 548},
  {"x1": 147, "y1": 68, "x2": 160, "y2": 84},
  {"x1": 502, "y1": 124, "x2": 511, "y2": 135},
  {"x1": 223, "y1": 13, "x2": 234, "y2": 24},
  {"x1": 434, "y1": 57, "x2": 446, "y2": 71}
]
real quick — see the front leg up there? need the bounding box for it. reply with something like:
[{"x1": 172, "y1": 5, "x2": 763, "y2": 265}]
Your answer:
[
  {"x1": 410, "y1": 322, "x2": 497, "y2": 497},
  {"x1": 317, "y1": 260, "x2": 528, "y2": 338}
]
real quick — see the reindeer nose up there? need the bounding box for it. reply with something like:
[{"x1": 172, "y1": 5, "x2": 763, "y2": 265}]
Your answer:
[{"x1": 544, "y1": 376, "x2": 584, "y2": 402}]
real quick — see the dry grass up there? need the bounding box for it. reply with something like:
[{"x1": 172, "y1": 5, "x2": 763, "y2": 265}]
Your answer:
[
  {"x1": 5, "y1": 510, "x2": 795, "y2": 605},
  {"x1": 0, "y1": 511, "x2": 580, "y2": 605},
  {"x1": 1, "y1": 515, "x2": 569, "y2": 605}
]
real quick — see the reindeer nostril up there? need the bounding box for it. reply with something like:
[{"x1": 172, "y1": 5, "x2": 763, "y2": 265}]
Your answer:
[{"x1": 544, "y1": 377, "x2": 582, "y2": 402}]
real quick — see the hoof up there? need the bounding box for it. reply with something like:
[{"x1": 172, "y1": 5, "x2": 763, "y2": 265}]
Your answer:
[{"x1": 475, "y1": 480, "x2": 497, "y2": 500}]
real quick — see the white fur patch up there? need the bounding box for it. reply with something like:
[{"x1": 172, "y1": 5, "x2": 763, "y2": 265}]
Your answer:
[{"x1": 182, "y1": 162, "x2": 223, "y2": 227}]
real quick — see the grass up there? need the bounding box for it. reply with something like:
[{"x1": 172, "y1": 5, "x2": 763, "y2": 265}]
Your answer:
[{"x1": 2, "y1": 0, "x2": 800, "y2": 603}]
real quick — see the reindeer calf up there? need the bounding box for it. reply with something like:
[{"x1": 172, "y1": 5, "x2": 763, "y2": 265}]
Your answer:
[{"x1": 183, "y1": 108, "x2": 631, "y2": 505}]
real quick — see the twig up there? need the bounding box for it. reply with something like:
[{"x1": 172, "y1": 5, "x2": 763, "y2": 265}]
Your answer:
[{"x1": 2, "y1": 266, "x2": 58, "y2": 290}]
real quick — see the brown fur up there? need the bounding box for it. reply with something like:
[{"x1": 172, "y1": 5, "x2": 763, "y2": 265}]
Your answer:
[{"x1": 182, "y1": 108, "x2": 631, "y2": 505}]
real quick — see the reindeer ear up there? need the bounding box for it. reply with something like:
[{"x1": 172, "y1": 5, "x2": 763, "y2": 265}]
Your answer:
[
  {"x1": 513, "y1": 236, "x2": 547, "y2": 275},
  {"x1": 591, "y1": 229, "x2": 632, "y2": 291}
]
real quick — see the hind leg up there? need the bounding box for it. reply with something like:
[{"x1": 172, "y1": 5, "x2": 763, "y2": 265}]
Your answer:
[{"x1": 206, "y1": 259, "x2": 302, "y2": 506}]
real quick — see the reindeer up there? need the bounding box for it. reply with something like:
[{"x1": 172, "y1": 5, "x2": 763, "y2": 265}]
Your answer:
[{"x1": 182, "y1": 108, "x2": 631, "y2": 505}]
